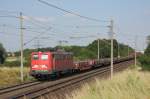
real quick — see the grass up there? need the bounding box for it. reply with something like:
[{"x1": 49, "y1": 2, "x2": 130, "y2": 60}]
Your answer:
[
  {"x1": 0, "y1": 67, "x2": 34, "y2": 88},
  {"x1": 66, "y1": 68, "x2": 150, "y2": 99}
]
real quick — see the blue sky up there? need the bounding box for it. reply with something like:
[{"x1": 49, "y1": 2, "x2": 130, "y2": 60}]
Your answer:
[{"x1": 0, "y1": 0, "x2": 150, "y2": 52}]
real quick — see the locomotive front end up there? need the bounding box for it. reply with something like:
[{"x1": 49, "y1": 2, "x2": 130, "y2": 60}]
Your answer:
[{"x1": 30, "y1": 52, "x2": 52, "y2": 79}]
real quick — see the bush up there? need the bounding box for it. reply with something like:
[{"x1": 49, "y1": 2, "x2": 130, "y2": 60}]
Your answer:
[
  {"x1": 138, "y1": 55, "x2": 150, "y2": 70},
  {"x1": 4, "y1": 61, "x2": 20, "y2": 67},
  {"x1": 3, "y1": 61, "x2": 29, "y2": 67}
]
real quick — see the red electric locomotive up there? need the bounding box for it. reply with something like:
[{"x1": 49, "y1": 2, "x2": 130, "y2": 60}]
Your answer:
[
  {"x1": 30, "y1": 50, "x2": 134, "y2": 80},
  {"x1": 30, "y1": 51, "x2": 73, "y2": 79}
]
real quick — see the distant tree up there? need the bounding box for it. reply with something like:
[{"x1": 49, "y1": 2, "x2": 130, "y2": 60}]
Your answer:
[
  {"x1": 138, "y1": 35, "x2": 150, "y2": 70},
  {"x1": 145, "y1": 43, "x2": 150, "y2": 56},
  {"x1": 144, "y1": 35, "x2": 150, "y2": 56},
  {"x1": 0, "y1": 43, "x2": 6, "y2": 64},
  {"x1": 146, "y1": 35, "x2": 150, "y2": 44}
]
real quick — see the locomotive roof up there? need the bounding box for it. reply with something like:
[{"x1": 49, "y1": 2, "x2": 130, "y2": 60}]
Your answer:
[
  {"x1": 32, "y1": 51, "x2": 73, "y2": 55},
  {"x1": 52, "y1": 51, "x2": 73, "y2": 55}
]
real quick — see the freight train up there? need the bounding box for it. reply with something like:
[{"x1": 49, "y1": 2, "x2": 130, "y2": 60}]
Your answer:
[{"x1": 30, "y1": 51, "x2": 134, "y2": 79}]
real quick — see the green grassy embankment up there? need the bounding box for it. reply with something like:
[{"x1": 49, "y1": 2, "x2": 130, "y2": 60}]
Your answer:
[
  {"x1": 0, "y1": 67, "x2": 34, "y2": 88},
  {"x1": 67, "y1": 68, "x2": 150, "y2": 99}
]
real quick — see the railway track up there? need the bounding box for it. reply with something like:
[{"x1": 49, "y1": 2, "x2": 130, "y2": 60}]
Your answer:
[
  {"x1": 0, "y1": 59, "x2": 134, "y2": 99},
  {"x1": 0, "y1": 81, "x2": 42, "y2": 98}
]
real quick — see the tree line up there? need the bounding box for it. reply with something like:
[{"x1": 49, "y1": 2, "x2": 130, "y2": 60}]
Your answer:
[{"x1": 1, "y1": 39, "x2": 133, "y2": 66}]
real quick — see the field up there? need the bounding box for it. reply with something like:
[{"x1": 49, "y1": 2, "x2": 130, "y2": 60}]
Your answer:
[
  {"x1": 0, "y1": 67, "x2": 34, "y2": 88},
  {"x1": 67, "y1": 68, "x2": 150, "y2": 99}
]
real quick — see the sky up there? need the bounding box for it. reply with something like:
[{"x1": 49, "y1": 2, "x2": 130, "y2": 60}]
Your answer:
[{"x1": 0, "y1": 0, "x2": 150, "y2": 52}]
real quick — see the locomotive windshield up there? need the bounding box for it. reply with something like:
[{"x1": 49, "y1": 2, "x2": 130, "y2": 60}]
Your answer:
[
  {"x1": 33, "y1": 54, "x2": 39, "y2": 60},
  {"x1": 41, "y1": 54, "x2": 48, "y2": 60}
]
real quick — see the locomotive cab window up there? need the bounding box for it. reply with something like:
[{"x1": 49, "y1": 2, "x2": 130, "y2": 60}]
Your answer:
[
  {"x1": 41, "y1": 54, "x2": 48, "y2": 60},
  {"x1": 33, "y1": 54, "x2": 39, "y2": 60}
]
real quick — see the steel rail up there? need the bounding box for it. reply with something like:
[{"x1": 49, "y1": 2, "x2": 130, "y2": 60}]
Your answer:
[{"x1": 0, "y1": 81, "x2": 42, "y2": 97}]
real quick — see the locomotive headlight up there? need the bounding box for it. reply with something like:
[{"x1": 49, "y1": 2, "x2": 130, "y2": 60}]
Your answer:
[
  {"x1": 41, "y1": 65, "x2": 47, "y2": 68},
  {"x1": 32, "y1": 65, "x2": 38, "y2": 68}
]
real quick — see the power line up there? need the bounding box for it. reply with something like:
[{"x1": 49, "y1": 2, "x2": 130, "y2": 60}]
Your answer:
[
  {"x1": 22, "y1": 15, "x2": 50, "y2": 30},
  {"x1": 0, "y1": 21, "x2": 53, "y2": 39},
  {"x1": 38, "y1": 0, "x2": 108, "y2": 22},
  {"x1": 0, "y1": 24, "x2": 44, "y2": 38},
  {"x1": 24, "y1": 27, "x2": 52, "y2": 46},
  {"x1": 0, "y1": 10, "x2": 110, "y2": 49},
  {"x1": 70, "y1": 35, "x2": 96, "y2": 39},
  {"x1": 0, "y1": 32, "x2": 20, "y2": 38},
  {"x1": 0, "y1": 11, "x2": 108, "y2": 39},
  {"x1": 24, "y1": 28, "x2": 56, "y2": 35},
  {"x1": 0, "y1": 15, "x2": 18, "y2": 18},
  {"x1": 0, "y1": 10, "x2": 50, "y2": 30},
  {"x1": 52, "y1": 25, "x2": 108, "y2": 28},
  {"x1": 0, "y1": 10, "x2": 19, "y2": 14}
]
